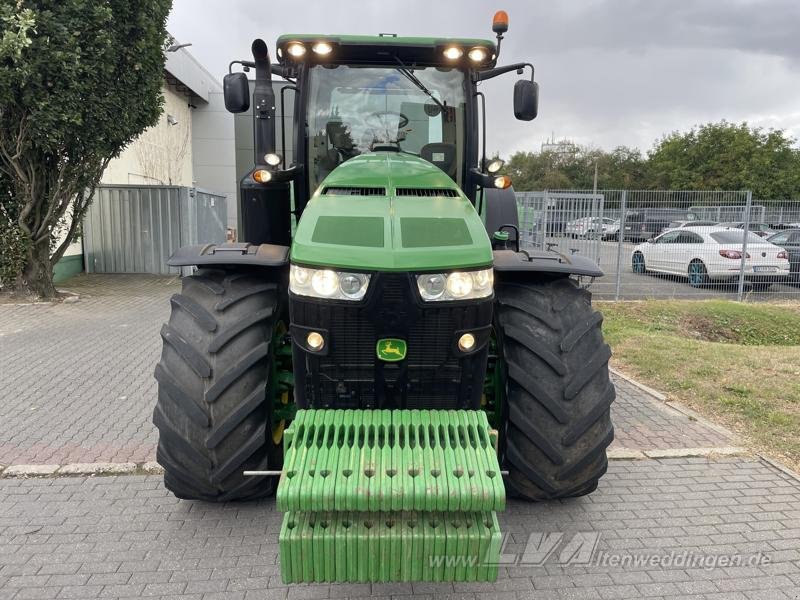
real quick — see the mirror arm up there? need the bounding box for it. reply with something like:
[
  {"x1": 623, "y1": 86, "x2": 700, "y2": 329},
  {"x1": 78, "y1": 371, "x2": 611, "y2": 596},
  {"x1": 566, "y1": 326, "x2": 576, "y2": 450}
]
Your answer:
[
  {"x1": 469, "y1": 167, "x2": 495, "y2": 189},
  {"x1": 229, "y1": 60, "x2": 254, "y2": 74},
  {"x1": 474, "y1": 62, "x2": 534, "y2": 83}
]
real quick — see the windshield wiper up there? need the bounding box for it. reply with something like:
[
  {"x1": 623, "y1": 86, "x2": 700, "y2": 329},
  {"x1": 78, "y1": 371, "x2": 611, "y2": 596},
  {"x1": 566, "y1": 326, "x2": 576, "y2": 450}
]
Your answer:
[{"x1": 394, "y1": 56, "x2": 447, "y2": 113}]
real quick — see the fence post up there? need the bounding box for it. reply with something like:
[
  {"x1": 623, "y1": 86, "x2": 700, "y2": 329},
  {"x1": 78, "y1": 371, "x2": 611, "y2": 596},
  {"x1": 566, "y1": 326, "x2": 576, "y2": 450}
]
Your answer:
[
  {"x1": 736, "y1": 191, "x2": 753, "y2": 302},
  {"x1": 614, "y1": 190, "x2": 627, "y2": 301}
]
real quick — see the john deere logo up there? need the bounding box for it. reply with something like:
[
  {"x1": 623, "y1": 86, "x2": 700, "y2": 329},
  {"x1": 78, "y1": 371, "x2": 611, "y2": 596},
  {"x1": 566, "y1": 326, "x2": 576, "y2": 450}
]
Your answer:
[{"x1": 376, "y1": 338, "x2": 407, "y2": 362}]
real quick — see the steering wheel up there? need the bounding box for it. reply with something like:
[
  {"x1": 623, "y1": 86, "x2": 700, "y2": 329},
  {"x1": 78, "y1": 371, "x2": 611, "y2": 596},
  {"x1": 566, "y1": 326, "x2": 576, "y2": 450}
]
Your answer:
[{"x1": 366, "y1": 111, "x2": 409, "y2": 131}]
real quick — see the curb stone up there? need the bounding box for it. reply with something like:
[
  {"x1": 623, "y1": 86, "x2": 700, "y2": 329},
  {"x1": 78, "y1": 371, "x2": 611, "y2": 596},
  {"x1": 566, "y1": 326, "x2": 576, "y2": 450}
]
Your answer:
[
  {"x1": 2, "y1": 464, "x2": 60, "y2": 476},
  {"x1": 141, "y1": 461, "x2": 164, "y2": 474},
  {"x1": 57, "y1": 462, "x2": 137, "y2": 475},
  {"x1": 644, "y1": 447, "x2": 749, "y2": 459},
  {"x1": 607, "y1": 448, "x2": 647, "y2": 460}
]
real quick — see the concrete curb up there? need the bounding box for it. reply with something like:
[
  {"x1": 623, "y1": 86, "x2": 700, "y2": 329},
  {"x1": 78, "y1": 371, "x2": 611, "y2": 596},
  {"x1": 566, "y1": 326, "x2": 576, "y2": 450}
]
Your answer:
[
  {"x1": 57, "y1": 462, "x2": 137, "y2": 475},
  {"x1": 2, "y1": 464, "x2": 60, "y2": 476},
  {"x1": 643, "y1": 446, "x2": 749, "y2": 459},
  {"x1": 0, "y1": 461, "x2": 160, "y2": 478},
  {"x1": 608, "y1": 447, "x2": 750, "y2": 461},
  {"x1": 610, "y1": 367, "x2": 739, "y2": 439}
]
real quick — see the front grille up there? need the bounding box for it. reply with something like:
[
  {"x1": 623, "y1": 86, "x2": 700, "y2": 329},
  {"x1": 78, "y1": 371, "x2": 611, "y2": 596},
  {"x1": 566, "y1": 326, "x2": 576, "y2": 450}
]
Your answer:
[
  {"x1": 323, "y1": 186, "x2": 386, "y2": 196},
  {"x1": 395, "y1": 187, "x2": 459, "y2": 197},
  {"x1": 290, "y1": 274, "x2": 492, "y2": 410}
]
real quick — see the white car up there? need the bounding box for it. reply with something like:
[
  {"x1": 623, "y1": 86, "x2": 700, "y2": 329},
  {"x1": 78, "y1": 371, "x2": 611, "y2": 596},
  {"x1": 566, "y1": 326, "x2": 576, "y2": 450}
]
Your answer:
[
  {"x1": 565, "y1": 217, "x2": 619, "y2": 239},
  {"x1": 631, "y1": 226, "x2": 790, "y2": 289}
]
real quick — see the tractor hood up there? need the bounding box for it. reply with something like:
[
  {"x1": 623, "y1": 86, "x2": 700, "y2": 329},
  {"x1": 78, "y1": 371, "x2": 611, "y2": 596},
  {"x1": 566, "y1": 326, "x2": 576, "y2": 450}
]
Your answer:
[{"x1": 290, "y1": 152, "x2": 492, "y2": 271}]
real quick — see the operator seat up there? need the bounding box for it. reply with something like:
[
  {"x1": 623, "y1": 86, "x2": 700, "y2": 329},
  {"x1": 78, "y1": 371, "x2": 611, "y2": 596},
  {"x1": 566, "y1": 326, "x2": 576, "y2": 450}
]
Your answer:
[{"x1": 420, "y1": 143, "x2": 457, "y2": 180}]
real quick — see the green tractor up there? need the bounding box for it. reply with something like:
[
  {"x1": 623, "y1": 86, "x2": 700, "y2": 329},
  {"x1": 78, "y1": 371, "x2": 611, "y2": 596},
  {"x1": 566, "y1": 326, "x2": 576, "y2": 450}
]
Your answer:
[{"x1": 154, "y1": 11, "x2": 614, "y2": 583}]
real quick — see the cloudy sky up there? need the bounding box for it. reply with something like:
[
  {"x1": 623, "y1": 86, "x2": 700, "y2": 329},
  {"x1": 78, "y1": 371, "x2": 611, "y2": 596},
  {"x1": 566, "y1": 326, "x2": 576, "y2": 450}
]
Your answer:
[{"x1": 167, "y1": 0, "x2": 800, "y2": 156}]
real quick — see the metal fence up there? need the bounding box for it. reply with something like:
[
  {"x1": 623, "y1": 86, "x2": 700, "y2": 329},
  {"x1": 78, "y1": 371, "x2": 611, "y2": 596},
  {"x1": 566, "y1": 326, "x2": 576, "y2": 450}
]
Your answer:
[
  {"x1": 84, "y1": 185, "x2": 227, "y2": 275},
  {"x1": 516, "y1": 190, "x2": 800, "y2": 301}
]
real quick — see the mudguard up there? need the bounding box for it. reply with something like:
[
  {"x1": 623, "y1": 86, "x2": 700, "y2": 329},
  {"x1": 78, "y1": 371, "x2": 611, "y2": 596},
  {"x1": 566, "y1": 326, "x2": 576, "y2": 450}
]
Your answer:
[
  {"x1": 493, "y1": 248, "x2": 603, "y2": 278},
  {"x1": 167, "y1": 242, "x2": 289, "y2": 268},
  {"x1": 484, "y1": 186, "x2": 603, "y2": 278}
]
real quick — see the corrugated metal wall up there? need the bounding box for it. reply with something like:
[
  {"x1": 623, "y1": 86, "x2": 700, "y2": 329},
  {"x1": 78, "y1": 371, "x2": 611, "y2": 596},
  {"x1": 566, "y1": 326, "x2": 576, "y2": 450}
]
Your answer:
[{"x1": 83, "y1": 185, "x2": 226, "y2": 274}]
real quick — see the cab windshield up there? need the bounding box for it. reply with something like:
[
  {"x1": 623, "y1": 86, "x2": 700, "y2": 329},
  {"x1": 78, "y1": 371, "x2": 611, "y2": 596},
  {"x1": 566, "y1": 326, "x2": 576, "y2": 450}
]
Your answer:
[{"x1": 306, "y1": 64, "x2": 467, "y2": 191}]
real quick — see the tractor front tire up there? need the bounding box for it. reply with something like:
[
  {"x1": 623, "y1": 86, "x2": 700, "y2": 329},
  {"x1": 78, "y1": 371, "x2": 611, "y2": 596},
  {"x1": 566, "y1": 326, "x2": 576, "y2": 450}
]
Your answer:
[
  {"x1": 495, "y1": 277, "x2": 615, "y2": 501},
  {"x1": 153, "y1": 268, "x2": 282, "y2": 502}
]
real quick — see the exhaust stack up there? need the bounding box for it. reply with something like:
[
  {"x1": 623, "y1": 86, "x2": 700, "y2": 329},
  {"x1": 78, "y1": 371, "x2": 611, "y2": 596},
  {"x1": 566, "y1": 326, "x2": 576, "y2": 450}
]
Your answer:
[{"x1": 251, "y1": 39, "x2": 276, "y2": 166}]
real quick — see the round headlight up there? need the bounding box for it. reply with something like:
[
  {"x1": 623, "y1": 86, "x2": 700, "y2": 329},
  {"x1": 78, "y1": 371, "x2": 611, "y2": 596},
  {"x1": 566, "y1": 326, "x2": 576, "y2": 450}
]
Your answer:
[
  {"x1": 312, "y1": 42, "x2": 333, "y2": 55},
  {"x1": 446, "y1": 272, "x2": 473, "y2": 298},
  {"x1": 264, "y1": 153, "x2": 281, "y2": 167},
  {"x1": 311, "y1": 269, "x2": 338, "y2": 297},
  {"x1": 473, "y1": 269, "x2": 493, "y2": 291},
  {"x1": 458, "y1": 333, "x2": 476, "y2": 352},
  {"x1": 468, "y1": 47, "x2": 487, "y2": 63},
  {"x1": 417, "y1": 273, "x2": 446, "y2": 300},
  {"x1": 286, "y1": 42, "x2": 306, "y2": 58},
  {"x1": 290, "y1": 266, "x2": 310, "y2": 287},
  {"x1": 486, "y1": 158, "x2": 504, "y2": 174},
  {"x1": 443, "y1": 46, "x2": 463, "y2": 60},
  {"x1": 339, "y1": 273, "x2": 367, "y2": 299}
]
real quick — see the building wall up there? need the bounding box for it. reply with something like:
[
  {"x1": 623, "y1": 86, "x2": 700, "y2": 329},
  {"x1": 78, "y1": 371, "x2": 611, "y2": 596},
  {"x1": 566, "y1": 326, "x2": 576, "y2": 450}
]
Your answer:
[
  {"x1": 192, "y1": 89, "x2": 237, "y2": 230},
  {"x1": 102, "y1": 83, "x2": 194, "y2": 186}
]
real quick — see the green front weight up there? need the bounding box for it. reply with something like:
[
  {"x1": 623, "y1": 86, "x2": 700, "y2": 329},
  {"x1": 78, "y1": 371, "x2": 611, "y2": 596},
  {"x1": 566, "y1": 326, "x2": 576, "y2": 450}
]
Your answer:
[
  {"x1": 279, "y1": 511, "x2": 501, "y2": 583},
  {"x1": 277, "y1": 409, "x2": 505, "y2": 513},
  {"x1": 276, "y1": 409, "x2": 505, "y2": 583}
]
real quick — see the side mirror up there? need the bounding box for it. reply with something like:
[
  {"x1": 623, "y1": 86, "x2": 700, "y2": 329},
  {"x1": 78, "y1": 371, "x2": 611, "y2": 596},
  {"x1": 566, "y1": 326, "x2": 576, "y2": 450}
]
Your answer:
[
  {"x1": 513, "y1": 79, "x2": 538, "y2": 121},
  {"x1": 223, "y1": 72, "x2": 250, "y2": 113}
]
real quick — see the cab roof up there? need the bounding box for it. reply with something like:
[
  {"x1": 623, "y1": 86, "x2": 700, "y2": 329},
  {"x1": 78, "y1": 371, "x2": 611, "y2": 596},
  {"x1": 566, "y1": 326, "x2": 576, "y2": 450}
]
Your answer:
[{"x1": 276, "y1": 34, "x2": 497, "y2": 68}]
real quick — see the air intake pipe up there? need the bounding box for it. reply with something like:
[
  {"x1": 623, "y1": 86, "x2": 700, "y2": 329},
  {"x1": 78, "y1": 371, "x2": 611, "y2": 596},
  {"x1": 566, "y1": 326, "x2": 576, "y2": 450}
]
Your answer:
[{"x1": 251, "y1": 39, "x2": 276, "y2": 166}]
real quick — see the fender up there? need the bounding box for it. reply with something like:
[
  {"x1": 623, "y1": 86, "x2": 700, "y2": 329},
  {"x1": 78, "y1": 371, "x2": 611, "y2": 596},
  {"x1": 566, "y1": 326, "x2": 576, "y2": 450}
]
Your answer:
[
  {"x1": 484, "y1": 186, "x2": 603, "y2": 278},
  {"x1": 167, "y1": 242, "x2": 289, "y2": 268},
  {"x1": 493, "y1": 248, "x2": 603, "y2": 278}
]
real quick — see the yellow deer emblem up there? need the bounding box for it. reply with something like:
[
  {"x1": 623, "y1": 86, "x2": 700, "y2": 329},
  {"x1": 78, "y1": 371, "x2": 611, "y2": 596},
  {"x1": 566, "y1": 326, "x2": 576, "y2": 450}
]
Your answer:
[{"x1": 377, "y1": 338, "x2": 407, "y2": 361}]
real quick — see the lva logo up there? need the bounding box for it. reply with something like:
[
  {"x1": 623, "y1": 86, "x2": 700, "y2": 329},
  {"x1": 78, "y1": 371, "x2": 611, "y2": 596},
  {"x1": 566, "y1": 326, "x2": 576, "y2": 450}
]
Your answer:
[{"x1": 494, "y1": 531, "x2": 601, "y2": 566}]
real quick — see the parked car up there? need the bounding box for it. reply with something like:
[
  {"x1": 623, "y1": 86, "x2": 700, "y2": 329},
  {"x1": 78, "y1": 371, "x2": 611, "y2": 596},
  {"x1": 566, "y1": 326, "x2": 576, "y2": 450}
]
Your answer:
[
  {"x1": 719, "y1": 221, "x2": 775, "y2": 238},
  {"x1": 766, "y1": 229, "x2": 800, "y2": 281},
  {"x1": 662, "y1": 219, "x2": 717, "y2": 234},
  {"x1": 631, "y1": 226, "x2": 790, "y2": 289},
  {"x1": 565, "y1": 216, "x2": 619, "y2": 239},
  {"x1": 623, "y1": 208, "x2": 693, "y2": 242}
]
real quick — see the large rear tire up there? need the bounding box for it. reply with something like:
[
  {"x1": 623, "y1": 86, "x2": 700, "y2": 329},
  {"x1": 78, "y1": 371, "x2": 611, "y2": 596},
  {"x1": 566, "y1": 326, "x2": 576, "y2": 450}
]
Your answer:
[
  {"x1": 494, "y1": 277, "x2": 615, "y2": 501},
  {"x1": 153, "y1": 268, "x2": 283, "y2": 502}
]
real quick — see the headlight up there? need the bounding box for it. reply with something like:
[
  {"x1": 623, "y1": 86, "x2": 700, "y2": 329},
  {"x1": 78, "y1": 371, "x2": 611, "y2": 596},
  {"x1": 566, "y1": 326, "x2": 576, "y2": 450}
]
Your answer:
[
  {"x1": 416, "y1": 269, "x2": 493, "y2": 302},
  {"x1": 290, "y1": 265, "x2": 370, "y2": 301}
]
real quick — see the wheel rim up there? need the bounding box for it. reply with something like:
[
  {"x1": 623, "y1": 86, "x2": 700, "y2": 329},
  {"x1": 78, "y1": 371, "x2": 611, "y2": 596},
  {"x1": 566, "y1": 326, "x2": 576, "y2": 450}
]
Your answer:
[{"x1": 689, "y1": 263, "x2": 704, "y2": 285}]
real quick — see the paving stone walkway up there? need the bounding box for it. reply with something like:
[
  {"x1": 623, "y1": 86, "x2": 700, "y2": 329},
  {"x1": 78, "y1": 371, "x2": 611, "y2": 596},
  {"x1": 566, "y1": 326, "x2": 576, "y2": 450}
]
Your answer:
[
  {"x1": 2, "y1": 274, "x2": 798, "y2": 599},
  {"x1": 0, "y1": 274, "x2": 733, "y2": 468},
  {"x1": 1, "y1": 458, "x2": 798, "y2": 599}
]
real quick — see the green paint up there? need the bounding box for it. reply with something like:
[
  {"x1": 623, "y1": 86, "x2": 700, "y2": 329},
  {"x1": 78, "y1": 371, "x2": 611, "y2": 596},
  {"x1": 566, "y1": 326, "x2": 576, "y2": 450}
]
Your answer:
[
  {"x1": 277, "y1": 409, "x2": 504, "y2": 582},
  {"x1": 290, "y1": 152, "x2": 492, "y2": 272},
  {"x1": 376, "y1": 338, "x2": 407, "y2": 362},
  {"x1": 313, "y1": 216, "x2": 384, "y2": 247},
  {"x1": 400, "y1": 217, "x2": 472, "y2": 248}
]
